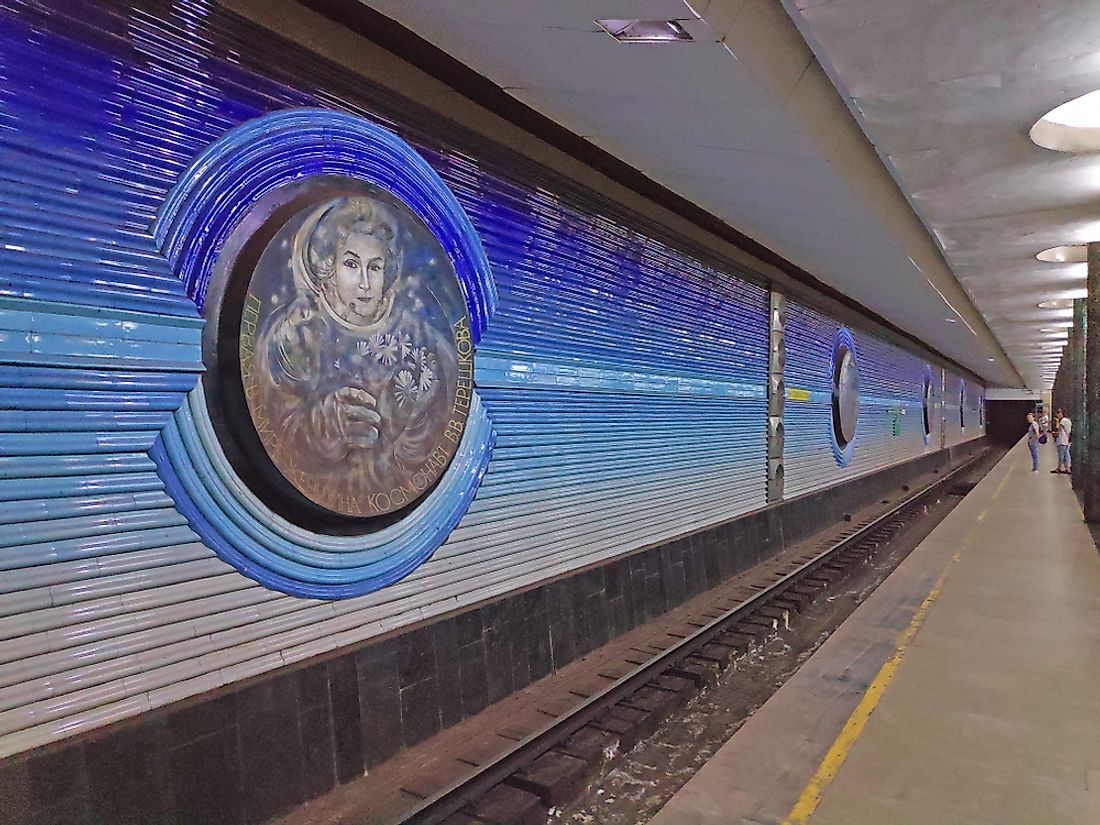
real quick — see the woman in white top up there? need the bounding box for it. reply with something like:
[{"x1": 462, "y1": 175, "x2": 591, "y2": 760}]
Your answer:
[{"x1": 1054, "y1": 412, "x2": 1072, "y2": 475}]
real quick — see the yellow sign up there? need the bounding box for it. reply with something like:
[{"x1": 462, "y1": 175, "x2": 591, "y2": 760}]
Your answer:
[{"x1": 786, "y1": 388, "x2": 811, "y2": 402}]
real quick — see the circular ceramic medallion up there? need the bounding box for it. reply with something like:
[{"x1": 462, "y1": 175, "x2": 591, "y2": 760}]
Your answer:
[
  {"x1": 236, "y1": 186, "x2": 473, "y2": 518},
  {"x1": 830, "y1": 328, "x2": 860, "y2": 466}
]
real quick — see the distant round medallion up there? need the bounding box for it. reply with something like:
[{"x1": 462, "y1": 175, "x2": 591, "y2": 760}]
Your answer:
[
  {"x1": 830, "y1": 328, "x2": 860, "y2": 466},
  {"x1": 832, "y1": 339, "x2": 859, "y2": 446},
  {"x1": 922, "y1": 365, "x2": 933, "y2": 444}
]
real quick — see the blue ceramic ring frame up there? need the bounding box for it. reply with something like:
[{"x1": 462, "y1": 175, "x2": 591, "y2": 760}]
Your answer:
[
  {"x1": 829, "y1": 327, "x2": 858, "y2": 468},
  {"x1": 149, "y1": 109, "x2": 497, "y2": 599}
]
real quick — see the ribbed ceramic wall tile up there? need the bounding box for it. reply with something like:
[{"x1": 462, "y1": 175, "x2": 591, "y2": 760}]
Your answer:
[
  {"x1": 783, "y1": 301, "x2": 982, "y2": 499},
  {"x1": 0, "y1": 0, "x2": 982, "y2": 757}
]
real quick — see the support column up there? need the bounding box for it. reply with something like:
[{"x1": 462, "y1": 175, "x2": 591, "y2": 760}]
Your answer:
[
  {"x1": 1071, "y1": 298, "x2": 1086, "y2": 490},
  {"x1": 1053, "y1": 345, "x2": 1068, "y2": 424},
  {"x1": 766, "y1": 290, "x2": 785, "y2": 503},
  {"x1": 1084, "y1": 243, "x2": 1100, "y2": 520}
]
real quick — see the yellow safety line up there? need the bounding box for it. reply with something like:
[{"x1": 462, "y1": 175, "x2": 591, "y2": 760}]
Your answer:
[
  {"x1": 989, "y1": 458, "x2": 1015, "y2": 502},
  {"x1": 781, "y1": 455, "x2": 1015, "y2": 824}
]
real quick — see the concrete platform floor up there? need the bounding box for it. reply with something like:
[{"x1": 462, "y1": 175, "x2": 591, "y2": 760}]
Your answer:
[{"x1": 651, "y1": 441, "x2": 1100, "y2": 825}]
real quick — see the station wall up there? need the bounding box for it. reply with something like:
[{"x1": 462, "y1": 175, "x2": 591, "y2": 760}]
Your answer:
[
  {"x1": 944, "y1": 370, "x2": 985, "y2": 447},
  {"x1": 782, "y1": 302, "x2": 984, "y2": 499},
  {"x1": 0, "y1": 0, "x2": 984, "y2": 779}
]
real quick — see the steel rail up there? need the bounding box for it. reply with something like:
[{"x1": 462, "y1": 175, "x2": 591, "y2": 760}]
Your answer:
[{"x1": 398, "y1": 452, "x2": 987, "y2": 825}]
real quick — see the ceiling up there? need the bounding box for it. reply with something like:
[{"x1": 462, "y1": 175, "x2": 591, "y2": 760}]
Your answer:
[
  {"x1": 361, "y1": 0, "x2": 1033, "y2": 387},
  {"x1": 787, "y1": 0, "x2": 1100, "y2": 389}
]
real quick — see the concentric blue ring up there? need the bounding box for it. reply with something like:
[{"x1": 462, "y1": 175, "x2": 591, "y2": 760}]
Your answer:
[{"x1": 149, "y1": 109, "x2": 496, "y2": 599}]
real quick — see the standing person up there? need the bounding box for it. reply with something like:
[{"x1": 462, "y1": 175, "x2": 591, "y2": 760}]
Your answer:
[
  {"x1": 1039, "y1": 408, "x2": 1050, "y2": 439},
  {"x1": 1026, "y1": 413, "x2": 1041, "y2": 472},
  {"x1": 1054, "y1": 411, "x2": 1073, "y2": 475}
]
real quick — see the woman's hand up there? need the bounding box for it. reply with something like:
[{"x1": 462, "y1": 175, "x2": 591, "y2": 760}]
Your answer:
[{"x1": 328, "y1": 386, "x2": 382, "y2": 448}]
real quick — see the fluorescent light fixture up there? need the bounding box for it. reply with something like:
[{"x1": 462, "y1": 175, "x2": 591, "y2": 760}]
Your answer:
[{"x1": 597, "y1": 19, "x2": 693, "y2": 42}]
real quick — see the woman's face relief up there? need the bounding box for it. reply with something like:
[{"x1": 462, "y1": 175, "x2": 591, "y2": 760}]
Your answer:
[{"x1": 332, "y1": 230, "x2": 386, "y2": 323}]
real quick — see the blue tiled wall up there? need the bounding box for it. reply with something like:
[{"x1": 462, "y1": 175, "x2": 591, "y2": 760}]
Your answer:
[{"x1": 0, "y1": 0, "x2": 982, "y2": 759}]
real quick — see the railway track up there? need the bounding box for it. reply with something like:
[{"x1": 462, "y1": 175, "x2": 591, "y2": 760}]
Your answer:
[{"x1": 390, "y1": 449, "x2": 994, "y2": 825}]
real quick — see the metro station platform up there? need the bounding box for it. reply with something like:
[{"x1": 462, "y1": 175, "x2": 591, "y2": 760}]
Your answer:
[{"x1": 652, "y1": 440, "x2": 1100, "y2": 825}]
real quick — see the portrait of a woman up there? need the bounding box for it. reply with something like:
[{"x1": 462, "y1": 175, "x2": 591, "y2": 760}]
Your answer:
[{"x1": 245, "y1": 193, "x2": 468, "y2": 516}]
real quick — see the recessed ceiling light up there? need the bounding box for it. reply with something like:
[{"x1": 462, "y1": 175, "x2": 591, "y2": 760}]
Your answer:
[
  {"x1": 1037, "y1": 292, "x2": 1088, "y2": 307},
  {"x1": 1040, "y1": 90, "x2": 1100, "y2": 128},
  {"x1": 987, "y1": 357, "x2": 995, "y2": 361},
  {"x1": 1037, "y1": 244, "x2": 1087, "y2": 264},
  {"x1": 946, "y1": 318, "x2": 957, "y2": 323},
  {"x1": 1031, "y1": 89, "x2": 1100, "y2": 152},
  {"x1": 1045, "y1": 262, "x2": 1089, "y2": 278},
  {"x1": 597, "y1": 19, "x2": 693, "y2": 42}
]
